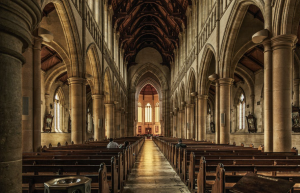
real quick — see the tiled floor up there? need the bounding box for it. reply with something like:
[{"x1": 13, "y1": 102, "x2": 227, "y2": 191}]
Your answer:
[{"x1": 123, "y1": 139, "x2": 190, "y2": 193}]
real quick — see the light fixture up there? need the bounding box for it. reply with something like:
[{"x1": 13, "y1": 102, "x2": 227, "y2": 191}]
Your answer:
[
  {"x1": 252, "y1": 29, "x2": 269, "y2": 44},
  {"x1": 208, "y1": 74, "x2": 219, "y2": 82},
  {"x1": 191, "y1": 92, "x2": 198, "y2": 97},
  {"x1": 38, "y1": 27, "x2": 54, "y2": 42}
]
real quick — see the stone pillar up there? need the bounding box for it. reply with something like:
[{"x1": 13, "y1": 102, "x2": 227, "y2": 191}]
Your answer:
[
  {"x1": 180, "y1": 110, "x2": 185, "y2": 139},
  {"x1": 198, "y1": 95, "x2": 208, "y2": 141},
  {"x1": 68, "y1": 77, "x2": 85, "y2": 144},
  {"x1": 215, "y1": 82, "x2": 220, "y2": 144},
  {"x1": 115, "y1": 108, "x2": 121, "y2": 138},
  {"x1": 219, "y1": 78, "x2": 233, "y2": 144},
  {"x1": 22, "y1": 44, "x2": 34, "y2": 152},
  {"x1": 0, "y1": 1, "x2": 41, "y2": 192},
  {"x1": 271, "y1": 35, "x2": 297, "y2": 152},
  {"x1": 186, "y1": 104, "x2": 195, "y2": 139},
  {"x1": 45, "y1": 94, "x2": 50, "y2": 115},
  {"x1": 173, "y1": 113, "x2": 177, "y2": 137},
  {"x1": 124, "y1": 112, "x2": 128, "y2": 137},
  {"x1": 33, "y1": 36, "x2": 43, "y2": 152},
  {"x1": 121, "y1": 110, "x2": 125, "y2": 137},
  {"x1": 82, "y1": 82, "x2": 87, "y2": 142},
  {"x1": 105, "y1": 103, "x2": 114, "y2": 138},
  {"x1": 263, "y1": 40, "x2": 273, "y2": 152},
  {"x1": 92, "y1": 94, "x2": 104, "y2": 141},
  {"x1": 294, "y1": 79, "x2": 300, "y2": 107}
]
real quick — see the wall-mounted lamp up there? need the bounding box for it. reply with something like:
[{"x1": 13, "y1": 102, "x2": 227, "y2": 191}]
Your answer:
[
  {"x1": 208, "y1": 74, "x2": 219, "y2": 82},
  {"x1": 38, "y1": 27, "x2": 54, "y2": 42},
  {"x1": 252, "y1": 29, "x2": 269, "y2": 44},
  {"x1": 190, "y1": 92, "x2": 198, "y2": 97}
]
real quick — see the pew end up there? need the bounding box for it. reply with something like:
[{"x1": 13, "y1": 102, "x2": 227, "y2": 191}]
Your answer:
[
  {"x1": 197, "y1": 156, "x2": 206, "y2": 193},
  {"x1": 99, "y1": 163, "x2": 110, "y2": 193},
  {"x1": 211, "y1": 163, "x2": 225, "y2": 193}
]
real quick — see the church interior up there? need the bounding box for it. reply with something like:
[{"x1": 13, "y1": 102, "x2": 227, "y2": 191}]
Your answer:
[{"x1": 1, "y1": 0, "x2": 300, "y2": 192}]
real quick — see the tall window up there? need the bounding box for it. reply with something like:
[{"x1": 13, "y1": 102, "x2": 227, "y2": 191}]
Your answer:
[
  {"x1": 145, "y1": 103, "x2": 152, "y2": 122},
  {"x1": 155, "y1": 102, "x2": 159, "y2": 122},
  {"x1": 239, "y1": 94, "x2": 245, "y2": 130},
  {"x1": 54, "y1": 94, "x2": 62, "y2": 132},
  {"x1": 138, "y1": 102, "x2": 142, "y2": 122}
]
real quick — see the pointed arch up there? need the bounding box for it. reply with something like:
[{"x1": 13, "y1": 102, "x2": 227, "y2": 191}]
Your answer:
[
  {"x1": 130, "y1": 63, "x2": 169, "y2": 90},
  {"x1": 187, "y1": 69, "x2": 196, "y2": 104},
  {"x1": 42, "y1": 0, "x2": 83, "y2": 77},
  {"x1": 220, "y1": 0, "x2": 265, "y2": 78},
  {"x1": 198, "y1": 44, "x2": 217, "y2": 95},
  {"x1": 86, "y1": 43, "x2": 102, "y2": 95}
]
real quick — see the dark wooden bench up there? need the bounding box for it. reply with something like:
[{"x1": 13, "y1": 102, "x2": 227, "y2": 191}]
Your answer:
[{"x1": 22, "y1": 137, "x2": 145, "y2": 193}]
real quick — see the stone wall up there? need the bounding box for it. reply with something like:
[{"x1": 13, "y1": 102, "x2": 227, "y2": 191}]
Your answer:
[{"x1": 41, "y1": 133, "x2": 71, "y2": 147}]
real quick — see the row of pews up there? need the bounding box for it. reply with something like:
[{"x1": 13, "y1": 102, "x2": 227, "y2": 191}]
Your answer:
[
  {"x1": 154, "y1": 137, "x2": 300, "y2": 193},
  {"x1": 22, "y1": 137, "x2": 144, "y2": 193}
]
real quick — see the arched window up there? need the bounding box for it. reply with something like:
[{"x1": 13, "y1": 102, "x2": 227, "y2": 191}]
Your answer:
[
  {"x1": 138, "y1": 102, "x2": 142, "y2": 122},
  {"x1": 155, "y1": 102, "x2": 159, "y2": 122},
  {"x1": 54, "y1": 93, "x2": 62, "y2": 132},
  {"x1": 54, "y1": 88, "x2": 65, "y2": 133},
  {"x1": 145, "y1": 103, "x2": 152, "y2": 122},
  {"x1": 239, "y1": 94, "x2": 246, "y2": 130}
]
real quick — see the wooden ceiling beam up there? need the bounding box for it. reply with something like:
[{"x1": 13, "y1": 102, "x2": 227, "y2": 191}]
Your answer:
[{"x1": 243, "y1": 54, "x2": 264, "y2": 68}]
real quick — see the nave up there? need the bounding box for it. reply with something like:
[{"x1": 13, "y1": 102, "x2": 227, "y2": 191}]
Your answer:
[{"x1": 123, "y1": 140, "x2": 190, "y2": 193}]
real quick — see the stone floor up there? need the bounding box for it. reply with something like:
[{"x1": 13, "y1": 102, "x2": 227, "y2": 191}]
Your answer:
[{"x1": 123, "y1": 139, "x2": 190, "y2": 193}]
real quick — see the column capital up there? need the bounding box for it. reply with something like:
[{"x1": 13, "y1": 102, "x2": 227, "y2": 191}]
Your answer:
[
  {"x1": 45, "y1": 94, "x2": 50, "y2": 99},
  {"x1": 197, "y1": 95, "x2": 208, "y2": 100},
  {"x1": 92, "y1": 94, "x2": 105, "y2": 100},
  {"x1": 218, "y1": 78, "x2": 234, "y2": 85},
  {"x1": 271, "y1": 34, "x2": 298, "y2": 49},
  {"x1": 68, "y1": 77, "x2": 86, "y2": 85},
  {"x1": 186, "y1": 103, "x2": 195, "y2": 108},
  {"x1": 33, "y1": 36, "x2": 43, "y2": 50},
  {"x1": 104, "y1": 103, "x2": 114, "y2": 107}
]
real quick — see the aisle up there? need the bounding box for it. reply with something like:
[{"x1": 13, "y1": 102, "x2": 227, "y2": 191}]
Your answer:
[{"x1": 123, "y1": 139, "x2": 190, "y2": 193}]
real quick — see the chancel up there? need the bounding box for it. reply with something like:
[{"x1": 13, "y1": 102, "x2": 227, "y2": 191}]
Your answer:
[{"x1": 1, "y1": 0, "x2": 300, "y2": 193}]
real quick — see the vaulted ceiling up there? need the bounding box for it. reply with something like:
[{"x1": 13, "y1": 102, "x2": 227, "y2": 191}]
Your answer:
[{"x1": 111, "y1": 0, "x2": 191, "y2": 68}]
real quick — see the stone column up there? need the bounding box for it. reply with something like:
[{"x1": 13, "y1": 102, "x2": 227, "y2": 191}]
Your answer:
[
  {"x1": 173, "y1": 112, "x2": 177, "y2": 137},
  {"x1": 115, "y1": 108, "x2": 121, "y2": 138},
  {"x1": 68, "y1": 77, "x2": 85, "y2": 144},
  {"x1": 82, "y1": 82, "x2": 87, "y2": 142},
  {"x1": 272, "y1": 35, "x2": 297, "y2": 152},
  {"x1": 0, "y1": 1, "x2": 41, "y2": 192},
  {"x1": 294, "y1": 79, "x2": 300, "y2": 107},
  {"x1": 219, "y1": 78, "x2": 233, "y2": 144},
  {"x1": 22, "y1": 44, "x2": 34, "y2": 152},
  {"x1": 33, "y1": 36, "x2": 43, "y2": 151},
  {"x1": 92, "y1": 94, "x2": 104, "y2": 141},
  {"x1": 124, "y1": 112, "x2": 128, "y2": 137},
  {"x1": 198, "y1": 95, "x2": 208, "y2": 141},
  {"x1": 105, "y1": 103, "x2": 114, "y2": 138},
  {"x1": 215, "y1": 82, "x2": 220, "y2": 144},
  {"x1": 186, "y1": 104, "x2": 195, "y2": 139},
  {"x1": 121, "y1": 110, "x2": 125, "y2": 137},
  {"x1": 180, "y1": 110, "x2": 185, "y2": 139},
  {"x1": 263, "y1": 40, "x2": 273, "y2": 152},
  {"x1": 45, "y1": 94, "x2": 51, "y2": 115}
]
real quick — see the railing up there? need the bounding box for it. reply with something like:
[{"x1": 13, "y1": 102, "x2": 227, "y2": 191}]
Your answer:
[
  {"x1": 198, "y1": 2, "x2": 217, "y2": 53},
  {"x1": 70, "y1": 1, "x2": 127, "y2": 93}
]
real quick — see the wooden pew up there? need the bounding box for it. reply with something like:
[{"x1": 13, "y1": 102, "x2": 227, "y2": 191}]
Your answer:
[{"x1": 22, "y1": 137, "x2": 145, "y2": 193}]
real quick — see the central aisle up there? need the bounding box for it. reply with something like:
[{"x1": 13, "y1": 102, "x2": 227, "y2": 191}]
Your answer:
[{"x1": 123, "y1": 139, "x2": 190, "y2": 193}]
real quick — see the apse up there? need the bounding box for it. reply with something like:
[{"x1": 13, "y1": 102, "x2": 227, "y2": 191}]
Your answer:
[{"x1": 136, "y1": 84, "x2": 161, "y2": 136}]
